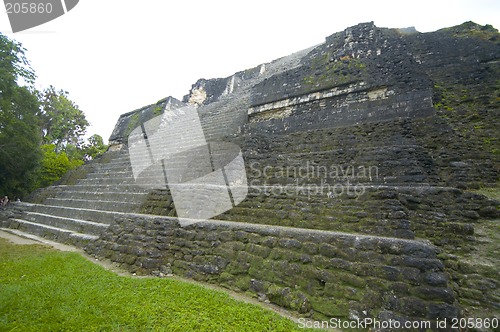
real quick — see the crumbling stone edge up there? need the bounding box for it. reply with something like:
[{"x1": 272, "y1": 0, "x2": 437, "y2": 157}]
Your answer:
[{"x1": 85, "y1": 214, "x2": 460, "y2": 326}]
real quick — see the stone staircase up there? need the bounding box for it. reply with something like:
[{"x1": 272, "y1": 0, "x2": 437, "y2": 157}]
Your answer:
[
  {"x1": 1, "y1": 148, "x2": 150, "y2": 248},
  {"x1": 1, "y1": 113, "x2": 246, "y2": 247},
  {"x1": 0, "y1": 22, "x2": 498, "y2": 325},
  {"x1": 2, "y1": 96, "x2": 495, "y2": 253},
  {"x1": 196, "y1": 46, "x2": 315, "y2": 141}
]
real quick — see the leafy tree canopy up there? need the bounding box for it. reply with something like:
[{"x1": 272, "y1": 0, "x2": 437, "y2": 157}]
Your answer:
[
  {"x1": 0, "y1": 33, "x2": 41, "y2": 198},
  {"x1": 83, "y1": 134, "x2": 108, "y2": 160},
  {"x1": 38, "y1": 86, "x2": 90, "y2": 150},
  {"x1": 0, "y1": 32, "x2": 35, "y2": 91},
  {"x1": 0, "y1": 33, "x2": 107, "y2": 198},
  {"x1": 35, "y1": 144, "x2": 83, "y2": 188}
]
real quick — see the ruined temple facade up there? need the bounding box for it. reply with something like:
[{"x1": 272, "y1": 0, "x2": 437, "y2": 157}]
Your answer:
[{"x1": 2, "y1": 22, "x2": 499, "y2": 328}]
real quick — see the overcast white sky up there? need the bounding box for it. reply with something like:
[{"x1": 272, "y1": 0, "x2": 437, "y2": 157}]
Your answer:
[{"x1": 1, "y1": 0, "x2": 499, "y2": 142}]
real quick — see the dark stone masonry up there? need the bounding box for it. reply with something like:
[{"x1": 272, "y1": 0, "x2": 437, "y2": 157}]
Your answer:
[
  {"x1": 2, "y1": 21, "x2": 499, "y2": 330},
  {"x1": 87, "y1": 214, "x2": 458, "y2": 323}
]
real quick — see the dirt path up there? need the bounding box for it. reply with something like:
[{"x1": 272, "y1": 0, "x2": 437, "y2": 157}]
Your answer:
[{"x1": 0, "y1": 229, "x2": 82, "y2": 251}]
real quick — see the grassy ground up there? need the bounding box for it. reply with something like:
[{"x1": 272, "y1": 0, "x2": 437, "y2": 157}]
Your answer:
[{"x1": 0, "y1": 238, "x2": 310, "y2": 332}]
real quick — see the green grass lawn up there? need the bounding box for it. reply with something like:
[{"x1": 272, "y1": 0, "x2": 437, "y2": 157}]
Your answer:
[{"x1": 0, "y1": 238, "x2": 308, "y2": 331}]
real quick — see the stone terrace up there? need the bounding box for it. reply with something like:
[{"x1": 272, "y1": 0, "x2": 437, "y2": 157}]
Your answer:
[{"x1": 1, "y1": 22, "x2": 499, "y2": 327}]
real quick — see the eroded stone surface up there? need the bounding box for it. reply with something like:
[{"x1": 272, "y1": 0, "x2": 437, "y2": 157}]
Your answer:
[{"x1": 5, "y1": 21, "x2": 499, "y2": 327}]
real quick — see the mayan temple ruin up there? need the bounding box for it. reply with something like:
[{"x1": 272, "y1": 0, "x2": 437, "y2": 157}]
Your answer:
[{"x1": 1, "y1": 21, "x2": 499, "y2": 329}]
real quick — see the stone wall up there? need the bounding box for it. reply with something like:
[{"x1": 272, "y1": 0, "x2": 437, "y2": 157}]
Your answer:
[
  {"x1": 247, "y1": 89, "x2": 434, "y2": 134},
  {"x1": 94, "y1": 21, "x2": 499, "y2": 327},
  {"x1": 241, "y1": 115, "x2": 498, "y2": 190},
  {"x1": 109, "y1": 97, "x2": 186, "y2": 146},
  {"x1": 85, "y1": 214, "x2": 460, "y2": 327},
  {"x1": 132, "y1": 179, "x2": 499, "y2": 322}
]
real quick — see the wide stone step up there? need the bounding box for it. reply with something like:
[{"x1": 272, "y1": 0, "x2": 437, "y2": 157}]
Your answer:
[
  {"x1": 92, "y1": 162, "x2": 132, "y2": 171},
  {"x1": 78, "y1": 176, "x2": 168, "y2": 188},
  {"x1": 220, "y1": 206, "x2": 288, "y2": 220},
  {"x1": 87, "y1": 169, "x2": 191, "y2": 181},
  {"x1": 86, "y1": 170, "x2": 135, "y2": 179},
  {"x1": 77, "y1": 177, "x2": 138, "y2": 185},
  {"x1": 82, "y1": 173, "x2": 227, "y2": 188},
  {"x1": 244, "y1": 175, "x2": 430, "y2": 185},
  {"x1": 124, "y1": 151, "x2": 235, "y2": 167},
  {"x1": 93, "y1": 162, "x2": 132, "y2": 171},
  {"x1": 8, "y1": 218, "x2": 98, "y2": 248},
  {"x1": 247, "y1": 148, "x2": 425, "y2": 165},
  {"x1": 54, "y1": 190, "x2": 148, "y2": 203},
  {"x1": 127, "y1": 140, "x2": 209, "y2": 156},
  {"x1": 20, "y1": 203, "x2": 123, "y2": 222},
  {"x1": 24, "y1": 211, "x2": 109, "y2": 234},
  {"x1": 44, "y1": 198, "x2": 138, "y2": 213},
  {"x1": 53, "y1": 184, "x2": 150, "y2": 193}
]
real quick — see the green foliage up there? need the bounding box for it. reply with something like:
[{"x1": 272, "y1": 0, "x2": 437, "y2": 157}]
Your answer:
[
  {"x1": 82, "y1": 134, "x2": 108, "y2": 160},
  {"x1": 55, "y1": 164, "x2": 90, "y2": 186},
  {"x1": 122, "y1": 101, "x2": 166, "y2": 140},
  {"x1": 34, "y1": 144, "x2": 83, "y2": 188},
  {"x1": 0, "y1": 33, "x2": 41, "y2": 198},
  {"x1": 124, "y1": 111, "x2": 141, "y2": 138},
  {"x1": 441, "y1": 21, "x2": 499, "y2": 41},
  {"x1": 152, "y1": 104, "x2": 163, "y2": 116},
  {"x1": 304, "y1": 54, "x2": 367, "y2": 91},
  {"x1": 0, "y1": 239, "x2": 307, "y2": 332},
  {"x1": 0, "y1": 33, "x2": 105, "y2": 197},
  {"x1": 0, "y1": 32, "x2": 36, "y2": 89},
  {"x1": 38, "y1": 85, "x2": 89, "y2": 150},
  {"x1": 432, "y1": 79, "x2": 500, "y2": 156},
  {"x1": 62, "y1": 142, "x2": 85, "y2": 162}
]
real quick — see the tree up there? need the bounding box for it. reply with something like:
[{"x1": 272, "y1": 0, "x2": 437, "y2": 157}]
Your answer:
[
  {"x1": 0, "y1": 33, "x2": 41, "y2": 198},
  {"x1": 0, "y1": 32, "x2": 35, "y2": 91},
  {"x1": 34, "y1": 144, "x2": 83, "y2": 188},
  {"x1": 83, "y1": 134, "x2": 108, "y2": 160},
  {"x1": 0, "y1": 33, "x2": 105, "y2": 196},
  {"x1": 38, "y1": 86, "x2": 89, "y2": 150}
]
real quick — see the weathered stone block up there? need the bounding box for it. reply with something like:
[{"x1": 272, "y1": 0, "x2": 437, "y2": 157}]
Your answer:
[
  {"x1": 278, "y1": 238, "x2": 302, "y2": 249},
  {"x1": 424, "y1": 272, "x2": 449, "y2": 287},
  {"x1": 268, "y1": 248, "x2": 302, "y2": 262},
  {"x1": 397, "y1": 256, "x2": 444, "y2": 272},
  {"x1": 261, "y1": 236, "x2": 278, "y2": 248},
  {"x1": 395, "y1": 296, "x2": 429, "y2": 318},
  {"x1": 234, "y1": 231, "x2": 248, "y2": 242},
  {"x1": 414, "y1": 286, "x2": 455, "y2": 304},
  {"x1": 318, "y1": 243, "x2": 338, "y2": 258},
  {"x1": 427, "y1": 303, "x2": 460, "y2": 320},
  {"x1": 302, "y1": 241, "x2": 318, "y2": 255},
  {"x1": 246, "y1": 243, "x2": 271, "y2": 258},
  {"x1": 122, "y1": 254, "x2": 137, "y2": 265},
  {"x1": 218, "y1": 231, "x2": 234, "y2": 242},
  {"x1": 137, "y1": 257, "x2": 162, "y2": 270}
]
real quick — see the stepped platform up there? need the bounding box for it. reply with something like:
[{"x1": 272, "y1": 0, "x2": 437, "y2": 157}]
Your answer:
[
  {"x1": 0, "y1": 147, "x2": 150, "y2": 248},
  {"x1": 1, "y1": 22, "x2": 499, "y2": 325}
]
